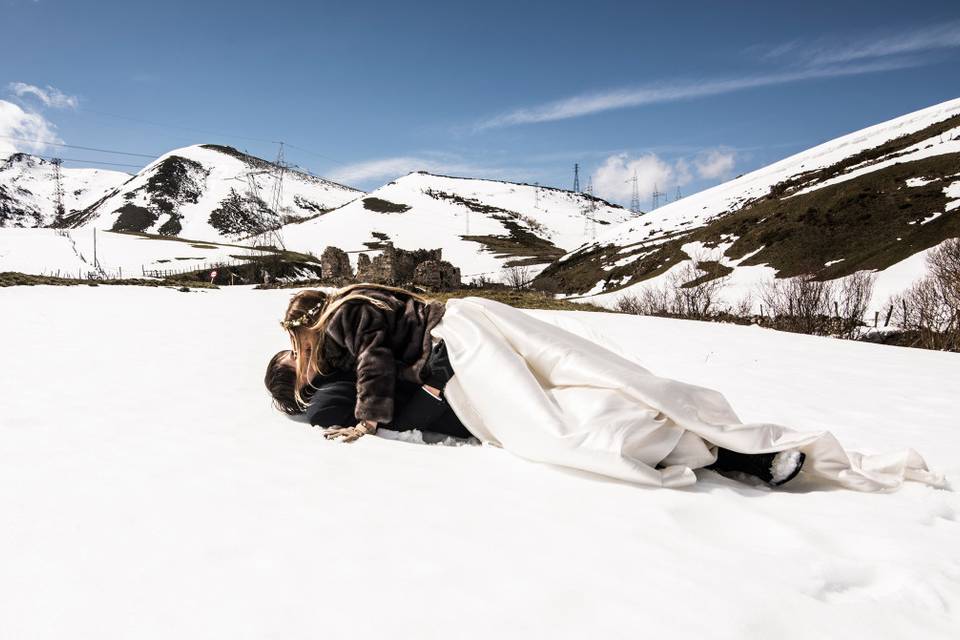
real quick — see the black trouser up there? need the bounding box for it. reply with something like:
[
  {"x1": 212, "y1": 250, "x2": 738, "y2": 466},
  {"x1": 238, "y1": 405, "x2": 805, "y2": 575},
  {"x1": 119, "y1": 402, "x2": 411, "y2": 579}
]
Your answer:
[
  {"x1": 392, "y1": 340, "x2": 471, "y2": 439},
  {"x1": 306, "y1": 341, "x2": 471, "y2": 439}
]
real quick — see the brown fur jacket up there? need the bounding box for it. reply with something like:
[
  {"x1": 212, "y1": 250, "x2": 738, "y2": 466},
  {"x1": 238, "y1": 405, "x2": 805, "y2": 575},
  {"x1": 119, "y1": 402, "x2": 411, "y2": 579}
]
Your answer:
[{"x1": 321, "y1": 288, "x2": 445, "y2": 424}]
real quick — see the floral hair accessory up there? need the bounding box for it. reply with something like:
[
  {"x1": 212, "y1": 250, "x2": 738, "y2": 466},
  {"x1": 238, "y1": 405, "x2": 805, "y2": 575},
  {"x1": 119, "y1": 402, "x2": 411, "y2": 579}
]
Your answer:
[{"x1": 280, "y1": 301, "x2": 325, "y2": 330}]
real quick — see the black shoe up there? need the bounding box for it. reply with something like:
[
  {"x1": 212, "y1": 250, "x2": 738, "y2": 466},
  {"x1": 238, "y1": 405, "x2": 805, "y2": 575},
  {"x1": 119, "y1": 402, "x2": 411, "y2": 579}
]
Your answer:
[
  {"x1": 768, "y1": 450, "x2": 806, "y2": 486},
  {"x1": 708, "y1": 448, "x2": 806, "y2": 486}
]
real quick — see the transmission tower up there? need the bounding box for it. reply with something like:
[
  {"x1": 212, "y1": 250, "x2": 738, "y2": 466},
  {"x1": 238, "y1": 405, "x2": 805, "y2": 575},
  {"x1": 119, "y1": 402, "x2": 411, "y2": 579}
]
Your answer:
[
  {"x1": 259, "y1": 142, "x2": 287, "y2": 251},
  {"x1": 675, "y1": 186, "x2": 682, "y2": 201},
  {"x1": 573, "y1": 163, "x2": 580, "y2": 192},
  {"x1": 651, "y1": 182, "x2": 665, "y2": 210},
  {"x1": 582, "y1": 178, "x2": 597, "y2": 241},
  {"x1": 51, "y1": 158, "x2": 65, "y2": 223},
  {"x1": 626, "y1": 171, "x2": 641, "y2": 215}
]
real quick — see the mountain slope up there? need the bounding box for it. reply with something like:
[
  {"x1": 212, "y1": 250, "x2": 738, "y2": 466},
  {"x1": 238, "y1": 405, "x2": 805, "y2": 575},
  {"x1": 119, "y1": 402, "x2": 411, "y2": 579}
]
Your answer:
[
  {"x1": 58, "y1": 144, "x2": 363, "y2": 242},
  {"x1": 282, "y1": 171, "x2": 633, "y2": 279},
  {"x1": 0, "y1": 154, "x2": 130, "y2": 228},
  {"x1": 539, "y1": 97, "x2": 960, "y2": 302}
]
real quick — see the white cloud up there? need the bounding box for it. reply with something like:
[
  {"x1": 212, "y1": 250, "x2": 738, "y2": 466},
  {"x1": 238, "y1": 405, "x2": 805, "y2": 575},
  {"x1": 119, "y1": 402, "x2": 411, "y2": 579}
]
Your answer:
[
  {"x1": 592, "y1": 153, "x2": 690, "y2": 204},
  {"x1": 762, "y1": 21, "x2": 960, "y2": 66},
  {"x1": 328, "y1": 155, "x2": 497, "y2": 185},
  {"x1": 475, "y1": 57, "x2": 918, "y2": 130},
  {"x1": 694, "y1": 149, "x2": 736, "y2": 179},
  {"x1": 7, "y1": 82, "x2": 79, "y2": 109},
  {"x1": 0, "y1": 99, "x2": 61, "y2": 159}
]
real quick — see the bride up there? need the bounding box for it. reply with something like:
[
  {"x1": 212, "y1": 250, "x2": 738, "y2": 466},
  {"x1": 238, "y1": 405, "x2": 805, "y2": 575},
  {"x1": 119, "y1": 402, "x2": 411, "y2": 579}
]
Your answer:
[{"x1": 279, "y1": 284, "x2": 944, "y2": 491}]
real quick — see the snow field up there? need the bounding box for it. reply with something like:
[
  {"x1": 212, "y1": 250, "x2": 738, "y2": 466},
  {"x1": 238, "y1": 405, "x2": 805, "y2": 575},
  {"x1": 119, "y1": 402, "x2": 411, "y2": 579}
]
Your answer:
[
  {"x1": 0, "y1": 227, "x2": 263, "y2": 278},
  {"x1": 0, "y1": 286, "x2": 958, "y2": 639}
]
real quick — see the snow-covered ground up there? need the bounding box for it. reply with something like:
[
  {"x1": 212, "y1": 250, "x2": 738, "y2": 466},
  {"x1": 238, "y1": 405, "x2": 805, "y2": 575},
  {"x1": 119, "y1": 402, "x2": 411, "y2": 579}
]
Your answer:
[
  {"x1": 0, "y1": 227, "x2": 264, "y2": 278},
  {"x1": 586, "y1": 237, "x2": 956, "y2": 314},
  {"x1": 1, "y1": 286, "x2": 958, "y2": 639}
]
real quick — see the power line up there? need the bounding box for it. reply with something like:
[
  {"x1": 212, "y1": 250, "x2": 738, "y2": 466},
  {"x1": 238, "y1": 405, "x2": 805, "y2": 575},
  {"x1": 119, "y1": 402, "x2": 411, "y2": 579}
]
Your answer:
[
  {"x1": 0, "y1": 134, "x2": 160, "y2": 159},
  {"x1": 81, "y1": 108, "x2": 278, "y2": 145},
  {"x1": 33, "y1": 154, "x2": 146, "y2": 169},
  {"x1": 283, "y1": 142, "x2": 348, "y2": 168},
  {"x1": 82, "y1": 108, "x2": 348, "y2": 168}
]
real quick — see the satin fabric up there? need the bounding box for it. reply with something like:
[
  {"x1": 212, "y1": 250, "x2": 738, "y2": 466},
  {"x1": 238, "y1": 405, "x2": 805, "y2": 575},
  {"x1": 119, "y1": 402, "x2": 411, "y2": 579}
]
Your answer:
[{"x1": 431, "y1": 297, "x2": 945, "y2": 490}]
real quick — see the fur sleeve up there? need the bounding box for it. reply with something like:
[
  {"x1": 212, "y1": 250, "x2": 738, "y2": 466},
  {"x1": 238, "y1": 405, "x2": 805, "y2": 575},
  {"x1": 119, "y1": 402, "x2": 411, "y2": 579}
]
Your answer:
[{"x1": 327, "y1": 302, "x2": 396, "y2": 424}]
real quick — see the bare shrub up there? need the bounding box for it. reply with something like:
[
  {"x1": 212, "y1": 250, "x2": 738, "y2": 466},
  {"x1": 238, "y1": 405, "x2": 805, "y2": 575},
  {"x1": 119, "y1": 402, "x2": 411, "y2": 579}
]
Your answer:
[
  {"x1": 835, "y1": 271, "x2": 876, "y2": 338},
  {"x1": 502, "y1": 265, "x2": 533, "y2": 290},
  {"x1": 615, "y1": 286, "x2": 672, "y2": 316},
  {"x1": 614, "y1": 261, "x2": 727, "y2": 319},
  {"x1": 889, "y1": 240, "x2": 960, "y2": 350},
  {"x1": 928, "y1": 238, "x2": 960, "y2": 310},
  {"x1": 668, "y1": 263, "x2": 719, "y2": 318},
  {"x1": 727, "y1": 292, "x2": 754, "y2": 318},
  {"x1": 758, "y1": 275, "x2": 835, "y2": 334}
]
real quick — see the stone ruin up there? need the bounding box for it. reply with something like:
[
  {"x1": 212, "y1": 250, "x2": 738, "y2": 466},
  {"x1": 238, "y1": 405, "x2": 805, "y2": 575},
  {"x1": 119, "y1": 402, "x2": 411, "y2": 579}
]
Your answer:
[
  {"x1": 321, "y1": 243, "x2": 461, "y2": 290},
  {"x1": 320, "y1": 246, "x2": 353, "y2": 280},
  {"x1": 413, "y1": 259, "x2": 462, "y2": 291}
]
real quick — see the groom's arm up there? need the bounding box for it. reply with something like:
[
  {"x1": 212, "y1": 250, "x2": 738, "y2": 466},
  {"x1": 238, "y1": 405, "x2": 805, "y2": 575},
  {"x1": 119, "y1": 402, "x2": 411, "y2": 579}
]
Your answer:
[{"x1": 305, "y1": 378, "x2": 358, "y2": 428}]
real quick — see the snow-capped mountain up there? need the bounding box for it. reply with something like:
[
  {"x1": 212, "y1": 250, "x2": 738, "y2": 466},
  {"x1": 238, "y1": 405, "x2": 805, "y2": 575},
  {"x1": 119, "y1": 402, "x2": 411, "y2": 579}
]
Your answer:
[
  {"x1": 58, "y1": 144, "x2": 363, "y2": 242},
  {"x1": 540, "y1": 97, "x2": 960, "y2": 304},
  {"x1": 0, "y1": 153, "x2": 130, "y2": 228},
  {"x1": 282, "y1": 171, "x2": 633, "y2": 279}
]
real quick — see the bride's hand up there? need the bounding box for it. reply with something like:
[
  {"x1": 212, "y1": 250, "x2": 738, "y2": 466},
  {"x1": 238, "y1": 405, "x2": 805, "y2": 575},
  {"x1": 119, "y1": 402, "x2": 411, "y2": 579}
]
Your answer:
[{"x1": 323, "y1": 421, "x2": 376, "y2": 443}]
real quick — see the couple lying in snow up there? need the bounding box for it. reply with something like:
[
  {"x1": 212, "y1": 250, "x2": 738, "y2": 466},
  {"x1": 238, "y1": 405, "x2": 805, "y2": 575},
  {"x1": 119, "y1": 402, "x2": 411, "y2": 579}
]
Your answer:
[{"x1": 265, "y1": 283, "x2": 945, "y2": 491}]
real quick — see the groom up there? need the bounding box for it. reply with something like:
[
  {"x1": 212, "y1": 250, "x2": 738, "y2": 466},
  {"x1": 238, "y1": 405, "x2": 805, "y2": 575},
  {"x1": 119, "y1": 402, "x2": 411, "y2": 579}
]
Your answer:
[{"x1": 264, "y1": 350, "x2": 472, "y2": 440}]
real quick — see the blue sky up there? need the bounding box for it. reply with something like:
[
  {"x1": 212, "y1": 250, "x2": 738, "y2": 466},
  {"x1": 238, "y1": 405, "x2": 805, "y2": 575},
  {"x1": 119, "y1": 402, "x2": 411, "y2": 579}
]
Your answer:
[{"x1": 2, "y1": 0, "x2": 959, "y2": 205}]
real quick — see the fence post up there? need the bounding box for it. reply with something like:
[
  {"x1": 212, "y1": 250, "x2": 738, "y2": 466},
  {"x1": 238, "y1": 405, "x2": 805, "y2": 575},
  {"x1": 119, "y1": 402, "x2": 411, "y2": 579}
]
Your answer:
[
  {"x1": 874, "y1": 311, "x2": 879, "y2": 328},
  {"x1": 885, "y1": 305, "x2": 893, "y2": 327},
  {"x1": 119, "y1": 267, "x2": 122, "y2": 279}
]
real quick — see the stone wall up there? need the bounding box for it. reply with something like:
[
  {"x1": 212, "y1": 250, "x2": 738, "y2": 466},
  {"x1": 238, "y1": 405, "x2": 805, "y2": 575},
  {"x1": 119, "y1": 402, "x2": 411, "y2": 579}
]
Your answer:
[
  {"x1": 413, "y1": 259, "x2": 462, "y2": 290},
  {"x1": 324, "y1": 243, "x2": 460, "y2": 290},
  {"x1": 356, "y1": 244, "x2": 442, "y2": 285},
  {"x1": 320, "y1": 246, "x2": 353, "y2": 279}
]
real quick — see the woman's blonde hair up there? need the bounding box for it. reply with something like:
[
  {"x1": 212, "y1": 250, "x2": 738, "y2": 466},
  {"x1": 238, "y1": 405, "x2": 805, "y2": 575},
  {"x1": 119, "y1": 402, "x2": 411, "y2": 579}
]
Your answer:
[{"x1": 283, "y1": 283, "x2": 429, "y2": 408}]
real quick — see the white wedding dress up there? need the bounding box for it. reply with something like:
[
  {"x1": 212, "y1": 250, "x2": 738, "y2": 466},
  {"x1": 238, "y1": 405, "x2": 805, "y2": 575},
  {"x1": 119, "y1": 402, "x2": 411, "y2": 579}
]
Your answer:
[{"x1": 431, "y1": 297, "x2": 945, "y2": 490}]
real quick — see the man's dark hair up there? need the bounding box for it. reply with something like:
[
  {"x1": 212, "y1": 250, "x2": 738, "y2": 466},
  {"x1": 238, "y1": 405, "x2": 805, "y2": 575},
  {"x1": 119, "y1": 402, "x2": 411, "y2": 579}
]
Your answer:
[{"x1": 264, "y1": 350, "x2": 305, "y2": 416}]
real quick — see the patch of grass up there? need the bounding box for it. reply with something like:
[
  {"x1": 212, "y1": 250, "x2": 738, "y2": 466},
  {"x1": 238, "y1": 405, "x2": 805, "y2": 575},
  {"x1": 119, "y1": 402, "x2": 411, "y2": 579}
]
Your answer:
[
  {"x1": 462, "y1": 217, "x2": 565, "y2": 267},
  {"x1": 362, "y1": 231, "x2": 392, "y2": 251},
  {"x1": 362, "y1": 197, "x2": 411, "y2": 213},
  {"x1": 0, "y1": 272, "x2": 217, "y2": 289},
  {"x1": 111, "y1": 204, "x2": 157, "y2": 233},
  {"x1": 431, "y1": 289, "x2": 610, "y2": 312},
  {"x1": 251, "y1": 281, "x2": 610, "y2": 311}
]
